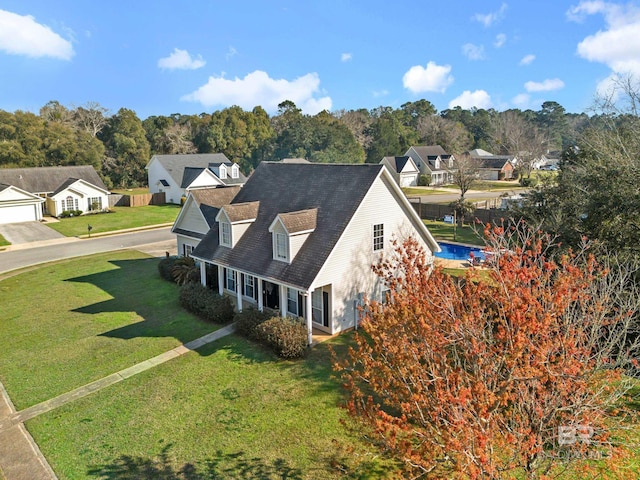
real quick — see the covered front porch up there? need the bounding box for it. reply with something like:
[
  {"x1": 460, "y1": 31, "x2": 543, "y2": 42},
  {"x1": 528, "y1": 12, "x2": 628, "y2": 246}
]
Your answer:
[{"x1": 199, "y1": 262, "x2": 333, "y2": 345}]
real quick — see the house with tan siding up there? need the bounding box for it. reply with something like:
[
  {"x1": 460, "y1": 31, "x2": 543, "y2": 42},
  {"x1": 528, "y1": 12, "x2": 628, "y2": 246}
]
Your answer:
[{"x1": 190, "y1": 162, "x2": 440, "y2": 344}]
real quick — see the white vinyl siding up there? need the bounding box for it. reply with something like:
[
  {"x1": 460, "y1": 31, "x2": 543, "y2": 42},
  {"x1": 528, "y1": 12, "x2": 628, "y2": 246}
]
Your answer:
[{"x1": 312, "y1": 174, "x2": 435, "y2": 334}]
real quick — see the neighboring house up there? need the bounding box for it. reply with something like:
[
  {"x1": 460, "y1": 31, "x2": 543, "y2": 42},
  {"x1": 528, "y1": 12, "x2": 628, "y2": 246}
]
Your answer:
[
  {"x1": 0, "y1": 184, "x2": 44, "y2": 225},
  {"x1": 536, "y1": 150, "x2": 561, "y2": 170},
  {"x1": 0, "y1": 165, "x2": 109, "y2": 222},
  {"x1": 379, "y1": 156, "x2": 420, "y2": 187},
  {"x1": 467, "y1": 150, "x2": 515, "y2": 180},
  {"x1": 404, "y1": 145, "x2": 455, "y2": 185},
  {"x1": 190, "y1": 162, "x2": 440, "y2": 344},
  {"x1": 172, "y1": 186, "x2": 242, "y2": 258},
  {"x1": 146, "y1": 153, "x2": 247, "y2": 204}
]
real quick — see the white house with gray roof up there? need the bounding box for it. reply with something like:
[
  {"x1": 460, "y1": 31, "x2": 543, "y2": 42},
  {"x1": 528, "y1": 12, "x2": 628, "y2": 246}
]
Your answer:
[
  {"x1": 146, "y1": 153, "x2": 246, "y2": 204},
  {"x1": 405, "y1": 145, "x2": 455, "y2": 185},
  {"x1": 0, "y1": 165, "x2": 109, "y2": 222},
  {"x1": 190, "y1": 162, "x2": 440, "y2": 344}
]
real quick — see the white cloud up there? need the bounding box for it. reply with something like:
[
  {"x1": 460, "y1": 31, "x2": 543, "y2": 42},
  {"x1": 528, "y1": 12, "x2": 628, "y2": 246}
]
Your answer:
[
  {"x1": 524, "y1": 78, "x2": 565, "y2": 92},
  {"x1": 372, "y1": 89, "x2": 389, "y2": 98},
  {"x1": 472, "y1": 3, "x2": 508, "y2": 27},
  {"x1": 519, "y1": 54, "x2": 536, "y2": 66},
  {"x1": 0, "y1": 9, "x2": 74, "y2": 60},
  {"x1": 448, "y1": 90, "x2": 493, "y2": 109},
  {"x1": 158, "y1": 48, "x2": 206, "y2": 70},
  {"x1": 494, "y1": 33, "x2": 507, "y2": 48},
  {"x1": 225, "y1": 46, "x2": 237, "y2": 60},
  {"x1": 341, "y1": 52, "x2": 352, "y2": 62},
  {"x1": 568, "y1": 1, "x2": 640, "y2": 77},
  {"x1": 402, "y1": 61, "x2": 454, "y2": 93},
  {"x1": 181, "y1": 70, "x2": 332, "y2": 114},
  {"x1": 512, "y1": 93, "x2": 531, "y2": 108},
  {"x1": 462, "y1": 43, "x2": 485, "y2": 60}
]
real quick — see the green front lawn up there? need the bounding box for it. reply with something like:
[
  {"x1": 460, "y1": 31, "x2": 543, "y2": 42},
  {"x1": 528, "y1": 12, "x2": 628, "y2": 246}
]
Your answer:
[
  {"x1": 0, "y1": 233, "x2": 9, "y2": 247},
  {"x1": 46, "y1": 204, "x2": 181, "y2": 237},
  {"x1": 402, "y1": 187, "x2": 453, "y2": 195},
  {"x1": 472, "y1": 180, "x2": 522, "y2": 191},
  {"x1": 27, "y1": 335, "x2": 394, "y2": 479},
  {"x1": 0, "y1": 250, "x2": 219, "y2": 409},
  {"x1": 424, "y1": 219, "x2": 485, "y2": 246}
]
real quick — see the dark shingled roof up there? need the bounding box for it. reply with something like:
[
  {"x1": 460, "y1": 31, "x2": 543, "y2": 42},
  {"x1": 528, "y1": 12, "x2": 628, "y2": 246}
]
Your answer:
[
  {"x1": 411, "y1": 145, "x2": 448, "y2": 158},
  {"x1": 192, "y1": 162, "x2": 385, "y2": 290},
  {"x1": 382, "y1": 156, "x2": 414, "y2": 173},
  {"x1": 278, "y1": 208, "x2": 317, "y2": 233},
  {"x1": 0, "y1": 166, "x2": 107, "y2": 194},
  {"x1": 476, "y1": 157, "x2": 513, "y2": 169},
  {"x1": 180, "y1": 167, "x2": 208, "y2": 188}
]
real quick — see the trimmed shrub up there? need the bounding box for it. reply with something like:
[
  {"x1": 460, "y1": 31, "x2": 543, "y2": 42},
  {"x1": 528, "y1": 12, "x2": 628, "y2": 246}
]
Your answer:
[
  {"x1": 254, "y1": 317, "x2": 308, "y2": 359},
  {"x1": 519, "y1": 176, "x2": 538, "y2": 187},
  {"x1": 158, "y1": 256, "x2": 180, "y2": 282},
  {"x1": 179, "y1": 282, "x2": 234, "y2": 324},
  {"x1": 234, "y1": 308, "x2": 272, "y2": 340},
  {"x1": 418, "y1": 174, "x2": 431, "y2": 187},
  {"x1": 172, "y1": 256, "x2": 198, "y2": 285}
]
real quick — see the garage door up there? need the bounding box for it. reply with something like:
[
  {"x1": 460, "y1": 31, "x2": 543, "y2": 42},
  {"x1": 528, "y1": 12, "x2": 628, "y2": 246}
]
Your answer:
[
  {"x1": 400, "y1": 174, "x2": 416, "y2": 187},
  {"x1": 0, "y1": 204, "x2": 38, "y2": 225}
]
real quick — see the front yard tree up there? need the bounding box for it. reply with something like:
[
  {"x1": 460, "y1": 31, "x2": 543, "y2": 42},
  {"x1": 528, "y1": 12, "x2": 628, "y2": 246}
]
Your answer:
[{"x1": 335, "y1": 228, "x2": 639, "y2": 479}]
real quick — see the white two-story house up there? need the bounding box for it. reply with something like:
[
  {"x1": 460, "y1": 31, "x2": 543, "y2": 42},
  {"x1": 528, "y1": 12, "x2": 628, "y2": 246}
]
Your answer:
[{"x1": 190, "y1": 162, "x2": 440, "y2": 345}]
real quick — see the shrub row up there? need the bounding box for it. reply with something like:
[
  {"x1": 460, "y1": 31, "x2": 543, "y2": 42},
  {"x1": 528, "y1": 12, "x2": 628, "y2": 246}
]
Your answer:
[
  {"x1": 158, "y1": 256, "x2": 198, "y2": 285},
  {"x1": 234, "y1": 308, "x2": 308, "y2": 359},
  {"x1": 59, "y1": 209, "x2": 83, "y2": 218},
  {"x1": 179, "y1": 282, "x2": 234, "y2": 324},
  {"x1": 158, "y1": 256, "x2": 180, "y2": 282}
]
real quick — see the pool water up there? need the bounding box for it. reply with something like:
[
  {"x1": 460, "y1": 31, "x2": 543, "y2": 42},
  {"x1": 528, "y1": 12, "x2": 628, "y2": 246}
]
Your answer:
[{"x1": 435, "y1": 242, "x2": 485, "y2": 261}]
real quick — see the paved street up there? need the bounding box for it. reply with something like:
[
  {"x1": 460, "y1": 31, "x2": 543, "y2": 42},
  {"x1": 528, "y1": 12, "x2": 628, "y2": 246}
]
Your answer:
[
  {"x1": 0, "y1": 227, "x2": 175, "y2": 275},
  {"x1": 408, "y1": 188, "x2": 524, "y2": 205}
]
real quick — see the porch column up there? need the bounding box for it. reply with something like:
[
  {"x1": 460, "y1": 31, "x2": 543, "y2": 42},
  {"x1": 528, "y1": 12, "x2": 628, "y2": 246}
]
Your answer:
[
  {"x1": 257, "y1": 278, "x2": 264, "y2": 312},
  {"x1": 235, "y1": 271, "x2": 242, "y2": 312},
  {"x1": 280, "y1": 285, "x2": 287, "y2": 317},
  {"x1": 305, "y1": 291, "x2": 313, "y2": 346},
  {"x1": 200, "y1": 261, "x2": 206, "y2": 287},
  {"x1": 217, "y1": 266, "x2": 224, "y2": 296}
]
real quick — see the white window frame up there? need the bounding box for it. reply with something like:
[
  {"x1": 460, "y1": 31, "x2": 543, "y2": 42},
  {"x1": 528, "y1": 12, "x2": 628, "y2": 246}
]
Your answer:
[
  {"x1": 183, "y1": 244, "x2": 194, "y2": 257},
  {"x1": 225, "y1": 268, "x2": 236, "y2": 292},
  {"x1": 219, "y1": 165, "x2": 227, "y2": 179},
  {"x1": 231, "y1": 165, "x2": 239, "y2": 179},
  {"x1": 373, "y1": 224, "x2": 384, "y2": 251},
  {"x1": 287, "y1": 288, "x2": 299, "y2": 316},
  {"x1": 244, "y1": 275, "x2": 255, "y2": 300},
  {"x1": 274, "y1": 232, "x2": 288, "y2": 261},
  {"x1": 65, "y1": 196, "x2": 74, "y2": 211},
  {"x1": 220, "y1": 221, "x2": 231, "y2": 246},
  {"x1": 312, "y1": 289, "x2": 323, "y2": 324}
]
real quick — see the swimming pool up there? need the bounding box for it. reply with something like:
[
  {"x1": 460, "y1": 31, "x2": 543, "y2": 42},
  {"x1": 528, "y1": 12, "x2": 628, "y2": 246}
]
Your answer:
[{"x1": 435, "y1": 242, "x2": 485, "y2": 261}]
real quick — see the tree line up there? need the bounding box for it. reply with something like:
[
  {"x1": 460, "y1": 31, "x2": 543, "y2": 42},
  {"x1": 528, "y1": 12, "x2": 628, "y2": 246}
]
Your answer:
[{"x1": 0, "y1": 97, "x2": 588, "y2": 189}]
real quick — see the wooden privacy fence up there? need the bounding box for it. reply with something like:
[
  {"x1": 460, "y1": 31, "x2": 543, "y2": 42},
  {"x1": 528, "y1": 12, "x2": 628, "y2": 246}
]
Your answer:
[
  {"x1": 108, "y1": 192, "x2": 165, "y2": 207},
  {"x1": 408, "y1": 198, "x2": 515, "y2": 225}
]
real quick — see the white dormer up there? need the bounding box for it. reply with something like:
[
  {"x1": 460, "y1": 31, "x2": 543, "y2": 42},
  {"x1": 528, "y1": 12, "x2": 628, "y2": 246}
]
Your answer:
[
  {"x1": 434, "y1": 158, "x2": 441, "y2": 169},
  {"x1": 215, "y1": 201, "x2": 259, "y2": 248},
  {"x1": 219, "y1": 164, "x2": 227, "y2": 179},
  {"x1": 268, "y1": 208, "x2": 317, "y2": 263},
  {"x1": 231, "y1": 164, "x2": 239, "y2": 179}
]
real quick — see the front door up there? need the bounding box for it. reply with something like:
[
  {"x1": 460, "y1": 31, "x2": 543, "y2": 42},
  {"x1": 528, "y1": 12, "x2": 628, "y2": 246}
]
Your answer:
[{"x1": 262, "y1": 281, "x2": 280, "y2": 310}]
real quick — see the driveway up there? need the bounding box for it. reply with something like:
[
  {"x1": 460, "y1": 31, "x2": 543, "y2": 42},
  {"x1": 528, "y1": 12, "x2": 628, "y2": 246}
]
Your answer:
[{"x1": 0, "y1": 222, "x2": 64, "y2": 245}]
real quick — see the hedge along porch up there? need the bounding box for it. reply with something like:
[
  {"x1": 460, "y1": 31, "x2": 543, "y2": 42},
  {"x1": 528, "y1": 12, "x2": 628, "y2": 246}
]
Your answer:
[{"x1": 190, "y1": 162, "x2": 441, "y2": 345}]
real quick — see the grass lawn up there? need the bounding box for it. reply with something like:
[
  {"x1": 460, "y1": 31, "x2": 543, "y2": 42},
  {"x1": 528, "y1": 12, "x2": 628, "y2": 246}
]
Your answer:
[
  {"x1": 46, "y1": 204, "x2": 181, "y2": 237},
  {"x1": 424, "y1": 219, "x2": 485, "y2": 246},
  {"x1": 0, "y1": 233, "x2": 9, "y2": 247},
  {"x1": 472, "y1": 180, "x2": 523, "y2": 191},
  {"x1": 0, "y1": 250, "x2": 220, "y2": 410},
  {"x1": 402, "y1": 187, "x2": 452, "y2": 195},
  {"x1": 26, "y1": 335, "x2": 396, "y2": 479}
]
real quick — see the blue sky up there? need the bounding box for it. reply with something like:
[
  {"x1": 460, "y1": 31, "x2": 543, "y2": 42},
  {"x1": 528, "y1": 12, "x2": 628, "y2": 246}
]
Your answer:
[{"x1": 1, "y1": 1, "x2": 639, "y2": 119}]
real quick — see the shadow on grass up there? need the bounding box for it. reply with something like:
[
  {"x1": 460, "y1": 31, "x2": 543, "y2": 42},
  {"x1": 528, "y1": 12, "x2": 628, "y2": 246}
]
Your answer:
[
  {"x1": 87, "y1": 445, "x2": 303, "y2": 479},
  {"x1": 66, "y1": 258, "x2": 223, "y2": 351}
]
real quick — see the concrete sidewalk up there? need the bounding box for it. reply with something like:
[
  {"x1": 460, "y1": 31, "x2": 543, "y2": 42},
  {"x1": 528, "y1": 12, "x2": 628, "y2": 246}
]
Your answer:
[{"x1": 0, "y1": 324, "x2": 236, "y2": 479}]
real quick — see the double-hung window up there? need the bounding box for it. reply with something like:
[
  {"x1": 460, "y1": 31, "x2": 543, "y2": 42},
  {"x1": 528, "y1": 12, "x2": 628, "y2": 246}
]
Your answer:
[
  {"x1": 225, "y1": 268, "x2": 236, "y2": 292},
  {"x1": 287, "y1": 288, "x2": 299, "y2": 316},
  {"x1": 275, "y1": 233, "x2": 288, "y2": 260},
  {"x1": 244, "y1": 275, "x2": 255, "y2": 300},
  {"x1": 373, "y1": 224, "x2": 384, "y2": 251},
  {"x1": 221, "y1": 222, "x2": 231, "y2": 246}
]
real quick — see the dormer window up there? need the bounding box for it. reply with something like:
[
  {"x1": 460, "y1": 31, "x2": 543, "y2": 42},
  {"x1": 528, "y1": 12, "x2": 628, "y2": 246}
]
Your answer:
[
  {"x1": 435, "y1": 158, "x2": 441, "y2": 169},
  {"x1": 219, "y1": 164, "x2": 227, "y2": 179},
  {"x1": 275, "y1": 232, "x2": 288, "y2": 261},
  {"x1": 220, "y1": 221, "x2": 231, "y2": 246},
  {"x1": 231, "y1": 164, "x2": 239, "y2": 179}
]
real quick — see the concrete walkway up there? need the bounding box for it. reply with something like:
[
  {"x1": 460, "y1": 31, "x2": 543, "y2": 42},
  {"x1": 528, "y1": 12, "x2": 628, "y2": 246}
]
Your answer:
[{"x1": 0, "y1": 324, "x2": 236, "y2": 479}]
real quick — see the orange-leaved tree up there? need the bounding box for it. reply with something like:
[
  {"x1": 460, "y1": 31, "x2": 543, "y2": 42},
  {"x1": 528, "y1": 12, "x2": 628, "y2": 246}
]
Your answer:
[{"x1": 334, "y1": 224, "x2": 639, "y2": 479}]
